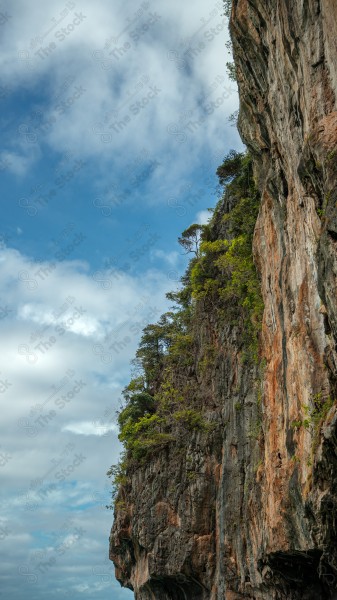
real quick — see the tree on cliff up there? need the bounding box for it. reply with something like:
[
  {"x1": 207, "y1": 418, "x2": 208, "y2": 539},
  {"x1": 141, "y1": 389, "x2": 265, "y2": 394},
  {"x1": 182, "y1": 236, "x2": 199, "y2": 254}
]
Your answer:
[
  {"x1": 178, "y1": 223, "x2": 203, "y2": 258},
  {"x1": 216, "y1": 150, "x2": 244, "y2": 186}
]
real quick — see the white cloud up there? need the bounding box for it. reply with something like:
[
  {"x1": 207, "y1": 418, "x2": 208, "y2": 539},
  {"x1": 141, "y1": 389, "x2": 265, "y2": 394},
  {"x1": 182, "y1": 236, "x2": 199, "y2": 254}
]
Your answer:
[
  {"x1": 62, "y1": 421, "x2": 118, "y2": 436},
  {"x1": 17, "y1": 302, "x2": 100, "y2": 337},
  {"x1": 0, "y1": 0, "x2": 240, "y2": 194},
  {"x1": 196, "y1": 209, "x2": 211, "y2": 225},
  {"x1": 72, "y1": 581, "x2": 110, "y2": 593},
  {"x1": 0, "y1": 245, "x2": 164, "y2": 599},
  {"x1": 0, "y1": 149, "x2": 37, "y2": 176},
  {"x1": 152, "y1": 249, "x2": 180, "y2": 266},
  {"x1": 0, "y1": 243, "x2": 170, "y2": 496}
]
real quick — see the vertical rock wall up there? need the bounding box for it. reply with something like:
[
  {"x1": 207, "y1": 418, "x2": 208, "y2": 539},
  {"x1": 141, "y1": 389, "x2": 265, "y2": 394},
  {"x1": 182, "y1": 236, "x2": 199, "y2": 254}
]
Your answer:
[{"x1": 231, "y1": 0, "x2": 337, "y2": 595}]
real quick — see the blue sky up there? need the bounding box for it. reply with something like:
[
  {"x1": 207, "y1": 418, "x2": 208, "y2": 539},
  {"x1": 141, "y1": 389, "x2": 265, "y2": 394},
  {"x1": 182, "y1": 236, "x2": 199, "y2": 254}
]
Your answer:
[{"x1": 0, "y1": 0, "x2": 241, "y2": 598}]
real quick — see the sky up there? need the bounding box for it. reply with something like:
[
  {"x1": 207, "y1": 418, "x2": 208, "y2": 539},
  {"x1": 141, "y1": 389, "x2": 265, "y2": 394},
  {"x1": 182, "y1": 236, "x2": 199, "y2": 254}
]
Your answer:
[{"x1": 0, "y1": 0, "x2": 241, "y2": 598}]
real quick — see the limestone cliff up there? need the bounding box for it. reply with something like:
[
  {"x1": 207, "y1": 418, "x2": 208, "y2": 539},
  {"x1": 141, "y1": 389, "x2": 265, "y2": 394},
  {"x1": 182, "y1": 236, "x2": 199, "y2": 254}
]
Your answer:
[{"x1": 110, "y1": 1, "x2": 337, "y2": 598}]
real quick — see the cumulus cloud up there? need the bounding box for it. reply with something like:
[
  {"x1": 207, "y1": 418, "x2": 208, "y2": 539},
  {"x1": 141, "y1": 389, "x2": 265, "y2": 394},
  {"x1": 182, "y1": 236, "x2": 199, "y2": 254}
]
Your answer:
[
  {"x1": 62, "y1": 421, "x2": 118, "y2": 436},
  {"x1": 196, "y1": 209, "x2": 212, "y2": 225},
  {"x1": 0, "y1": 150, "x2": 35, "y2": 176},
  {"x1": 0, "y1": 244, "x2": 169, "y2": 599},
  {"x1": 1, "y1": 0, "x2": 240, "y2": 197},
  {"x1": 152, "y1": 248, "x2": 180, "y2": 266}
]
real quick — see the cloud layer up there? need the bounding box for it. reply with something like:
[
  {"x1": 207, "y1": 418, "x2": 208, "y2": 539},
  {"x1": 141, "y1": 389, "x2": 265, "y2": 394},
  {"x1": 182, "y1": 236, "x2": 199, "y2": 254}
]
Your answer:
[
  {"x1": 1, "y1": 0, "x2": 240, "y2": 188},
  {"x1": 0, "y1": 246, "x2": 172, "y2": 599},
  {"x1": 0, "y1": 1, "x2": 241, "y2": 598}
]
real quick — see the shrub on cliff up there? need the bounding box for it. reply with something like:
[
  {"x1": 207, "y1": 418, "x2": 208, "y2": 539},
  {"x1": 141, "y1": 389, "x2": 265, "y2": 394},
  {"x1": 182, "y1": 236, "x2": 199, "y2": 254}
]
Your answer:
[
  {"x1": 190, "y1": 152, "x2": 263, "y2": 357},
  {"x1": 108, "y1": 149, "x2": 263, "y2": 502}
]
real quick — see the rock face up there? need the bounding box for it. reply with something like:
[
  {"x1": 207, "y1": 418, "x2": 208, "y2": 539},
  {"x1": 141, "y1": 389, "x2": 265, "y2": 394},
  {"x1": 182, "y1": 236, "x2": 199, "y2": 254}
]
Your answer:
[{"x1": 110, "y1": 1, "x2": 337, "y2": 598}]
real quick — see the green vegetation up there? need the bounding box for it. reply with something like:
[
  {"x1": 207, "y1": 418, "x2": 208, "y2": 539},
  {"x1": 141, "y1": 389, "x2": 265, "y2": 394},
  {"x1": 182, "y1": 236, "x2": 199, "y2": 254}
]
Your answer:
[
  {"x1": 291, "y1": 392, "x2": 335, "y2": 462},
  {"x1": 316, "y1": 193, "x2": 330, "y2": 219},
  {"x1": 291, "y1": 393, "x2": 334, "y2": 434},
  {"x1": 226, "y1": 61, "x2": 237, "y2": 82},
  {"x1": 178, "y1": 223, "x2": 203, "y2": 258},
  {"x1": 108, "y1": 150, "x2": 263, "y2": 505},
  {"x1": 248, "y1": 419, "x2": 263, "y2": 440},
  {"x1": 222, "y1": 1, "x2": 236, "y2": 83},
  {"x1": 172, "y1": 409, "x2": 210, "y2": 431},
  {"x1": 106, "y1": 459, "x2": 128, "y2": 507},
  {"x1": 223, "y1": 0, "x2": 232, "y2": 18},
  {"x1": 327, "y1": 149, "x2": 337, "y2": 162},
  {"x1": 291, "y1": 454, "x2": 301, "y2": 464},
  {"x1": 189, "y1": 152, "x2": 263, "y2": 358}
]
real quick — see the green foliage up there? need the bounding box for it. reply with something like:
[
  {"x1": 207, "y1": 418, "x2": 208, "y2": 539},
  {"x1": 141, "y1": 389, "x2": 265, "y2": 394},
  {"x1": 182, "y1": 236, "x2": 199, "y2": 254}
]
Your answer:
[
  {"x1": 168, "y1": 332, "x2": 194, "y2": 366},
  {"x1": 178, "y1": 223, "x2": 203, "y2": 257},
  {"x1": 155, "y1": 374, "x2": 185, "y2": 413},
  {"x1": 316, "y1": 192, "x2": 330, "y2": 219},
  {"x1": 216, "y1": 150, "x2": 244, "y2": 187},
  {"x1": 291, "y1": 454, "x2": 300, "y2": 464},
  {"x1": 166, "y1": 286, "x2": 191, "y2": 311},
  {"x1": 290, "y1": 393, "x2": 335, "y2": 467},
  {"x1": 228, "y1": 109, "x2": 239, "y2": 127},
  {"x1": 187, "y1": 470, "x2": 197, "y2": 481},
  {"x1": 248, "y1": 419, "x2": 263, "y2": 440},
  {"x1": 135, "y1": 315, "x2": 171, "y2": 385},
  {"x1": 110, "y1": 148, "x2": 263, "y2": 503},
  {"x1": 118, "y1": 388, "x2": 156, "y2": 431},
  {"x1": 226, "y1": 61, "x2": 237, "y2": 82},
  {"x1": 190, "y1": 240, "x2": 228, "y2": 302},
  {"x1": 254, "y1": 458, "x2": 263, "y2": 474},
  {"x1": 291, "y1": 394, "x2": 334, "y2": 434},
  {"x1": 216, "y1": 232, "x2": 264, "y2": 330},
  {"x1": 115, "y1": 370, "x2": 208, "y2": 466},
  {"x1": 172, "y1": 409, "x2": 209, "y2": 431},
  {"x1": 197, "y1": 343, "x2": 218, "y2": 376},
  {"x1": 311, "y1": 394, "x2": 334, "y2": 429},
  {"x1": 222, "y1": 1, "x2": 236, "y2": 82},
  {"x1": 223, "y1": 0, "x2": 232, "y2": 18},
  {"x1": 106, "y1": 457, "x2": 128, "y2": 508},
  {"x1": 190, "y1": 152, "x2": 263, "y2": 358},
  {"x1": 119, "y1": 411, "x2": 176, "y2": 460},
  {"x1": 327, "y1": 149, "x2": 337, "y2": 162}
]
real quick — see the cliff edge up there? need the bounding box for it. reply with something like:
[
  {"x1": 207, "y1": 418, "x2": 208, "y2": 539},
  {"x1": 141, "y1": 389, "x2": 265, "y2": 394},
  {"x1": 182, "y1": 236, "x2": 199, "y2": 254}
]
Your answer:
[{"x1": 110, "y1": 1, "x2": 337, "y2": 598}]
